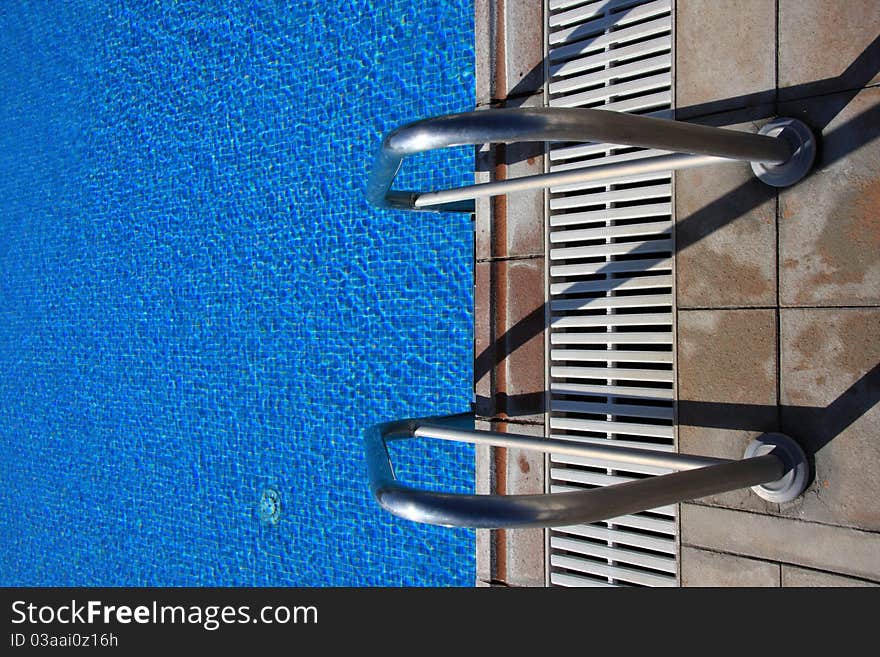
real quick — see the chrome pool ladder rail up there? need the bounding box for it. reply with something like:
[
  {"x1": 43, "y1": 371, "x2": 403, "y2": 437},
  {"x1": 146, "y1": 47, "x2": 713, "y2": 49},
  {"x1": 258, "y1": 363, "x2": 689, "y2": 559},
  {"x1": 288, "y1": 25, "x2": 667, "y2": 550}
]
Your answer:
[
  {"x1": 364, "y1": 106, "x2": 818, "y2": 528},
  {"x1": 366, "y1": 107, "x2": 817, "y2": 213},
  {"x1": 366, "y1": 413, "x2": 809, "y2": 529}
]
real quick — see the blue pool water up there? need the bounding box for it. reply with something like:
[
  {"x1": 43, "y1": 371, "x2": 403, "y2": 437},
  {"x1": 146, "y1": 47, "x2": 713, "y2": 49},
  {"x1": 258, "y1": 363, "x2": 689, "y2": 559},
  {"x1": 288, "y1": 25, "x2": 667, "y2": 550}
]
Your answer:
[{"x1": 0, "y1": 1, "x2": 476, "y2": 585}]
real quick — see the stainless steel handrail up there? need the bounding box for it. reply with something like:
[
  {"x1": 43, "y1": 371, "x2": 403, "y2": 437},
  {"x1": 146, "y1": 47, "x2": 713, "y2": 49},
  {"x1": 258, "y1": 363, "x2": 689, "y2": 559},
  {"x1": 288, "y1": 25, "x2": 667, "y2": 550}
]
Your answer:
[
  {"x1": 366, "y1": 107, "x2": 816, "y2": 213},
  {"x1": 364, "y1": 106, "x2": 815, "y2": 528},
  {"x1": 366, "y1": 412, "x2": 809, "y2": 528}
]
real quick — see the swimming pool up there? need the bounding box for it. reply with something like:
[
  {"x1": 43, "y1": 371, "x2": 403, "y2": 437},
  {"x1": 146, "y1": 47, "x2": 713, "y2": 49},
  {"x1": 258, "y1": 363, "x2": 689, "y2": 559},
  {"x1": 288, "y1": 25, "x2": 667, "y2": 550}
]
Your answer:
[{"x1": 0, "y1": 1, "x2": 476, "y2": 586}]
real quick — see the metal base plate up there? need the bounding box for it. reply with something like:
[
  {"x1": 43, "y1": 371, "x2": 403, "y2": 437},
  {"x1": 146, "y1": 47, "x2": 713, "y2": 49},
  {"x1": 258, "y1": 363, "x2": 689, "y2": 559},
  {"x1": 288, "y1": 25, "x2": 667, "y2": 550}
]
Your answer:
[
  {"x1": 751, "y1": 117, "x2": 817, "y2": 187},
  {"x1": 744, "y1": 433, "x2": 810, "y2": 503}
]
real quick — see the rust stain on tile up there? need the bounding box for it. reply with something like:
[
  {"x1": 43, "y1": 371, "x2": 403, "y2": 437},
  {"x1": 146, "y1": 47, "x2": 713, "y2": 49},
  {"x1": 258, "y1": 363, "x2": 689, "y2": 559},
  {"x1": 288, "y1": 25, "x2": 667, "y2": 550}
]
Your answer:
[
  {"x1": 837, "y1": 311, "x2": 880, "y2": 378},
  {"x1": 493, "y1": 260, "x2": 509, "y2": 413},
  {"x1": 790, "y1": 319, "x2": 823, "y2": 362},
  {"x1": 845, "y1": 175, "x2": 880, "y2": 251},
  {"x1": 679, "y1": 310, "x2": 776, "y2": 405},
  {"x1": 783, "y1": 133, "x2": 880, "y2": 305},
  {"x1": 494, "y1": 0, "x2": 506, "y2": 99},
  {"x1": 491, "y1": 147, "x2": 509, "y2": 260},
  {"x1": 780, "y1": 194, "x2": 801, "y2": 222},
  {"x1": 518, "y1": 454, "x2": 530, "y2": 474},
  {"x1": 679, "y1": 251, "x2": 772, "y2": 303},
  {"x1": 806, "y1": 177, "x2": 880, "y2": 291},
  {"x1": 791, "y1": 309, "x2": 878, "y2": 379},
  {"x1": 676, "y1": 162, "x2": 776, "y2": 307},
  {"x1": 494, "y1": 440, "x2": 508, "y2": 582},
  {"x1": 785, "y1": 308, "x2": 880, "y2": 406}
]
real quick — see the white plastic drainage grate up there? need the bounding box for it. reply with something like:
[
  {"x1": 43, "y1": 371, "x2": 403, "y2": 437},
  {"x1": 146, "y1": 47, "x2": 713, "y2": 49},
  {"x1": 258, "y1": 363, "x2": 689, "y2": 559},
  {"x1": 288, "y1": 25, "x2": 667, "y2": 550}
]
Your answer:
[{"x1": 545, "y1": 0, "x2": 677, "y2": 587}]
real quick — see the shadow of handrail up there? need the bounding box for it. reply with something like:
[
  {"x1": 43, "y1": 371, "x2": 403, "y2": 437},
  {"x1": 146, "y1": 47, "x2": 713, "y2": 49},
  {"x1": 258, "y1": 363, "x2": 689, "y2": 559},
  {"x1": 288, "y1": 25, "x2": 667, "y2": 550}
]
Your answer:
[{"x1": 678, "y1": 364, "x2": 880, "y2": 455}]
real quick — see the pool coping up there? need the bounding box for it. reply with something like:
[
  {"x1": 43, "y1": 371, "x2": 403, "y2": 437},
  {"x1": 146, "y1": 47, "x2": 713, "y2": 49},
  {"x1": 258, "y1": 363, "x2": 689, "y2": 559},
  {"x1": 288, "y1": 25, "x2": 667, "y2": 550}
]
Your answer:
[{"x1": 473, "y1": 0, "x2": 547, "y2": 588}]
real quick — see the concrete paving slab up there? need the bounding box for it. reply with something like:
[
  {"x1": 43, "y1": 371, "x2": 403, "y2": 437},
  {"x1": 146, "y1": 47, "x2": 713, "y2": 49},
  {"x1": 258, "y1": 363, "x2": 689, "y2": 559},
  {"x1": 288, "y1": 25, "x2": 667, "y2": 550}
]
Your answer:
[
  {"x1": 780, "y1": 308, "x2": 880, "y2": 532},
  {"x1": 779, "y1": 87, "x2": 880, "y2": 307},
  {"x1": 677, "y1": 309, "x2": 779, "y2": 511},
  {"x1": 681, "y1": 504, "x2": 880, "y2": 581},
  {"x1": 782, "y1": 564, "x2": 878, "y2": 587},
  {"x1": 675, "y1": 0, "x2": 776, "y2": 119},
  {"x1": 675, "y1": 114, "x2": 777, "y2": 308},
  {"x1": 779, "y1": 0, "x2": 880, "y2": 100},
  {"x1": 681, "y1": 546, "x2": 780, "y2": 587}
]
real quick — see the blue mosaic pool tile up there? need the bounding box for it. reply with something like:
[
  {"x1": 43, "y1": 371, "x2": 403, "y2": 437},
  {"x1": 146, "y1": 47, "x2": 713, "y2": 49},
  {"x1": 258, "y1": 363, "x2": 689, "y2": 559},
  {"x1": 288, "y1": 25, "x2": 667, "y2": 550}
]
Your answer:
[{"x1": 0, "y1": 0, "x2": 476, "y2": 586}]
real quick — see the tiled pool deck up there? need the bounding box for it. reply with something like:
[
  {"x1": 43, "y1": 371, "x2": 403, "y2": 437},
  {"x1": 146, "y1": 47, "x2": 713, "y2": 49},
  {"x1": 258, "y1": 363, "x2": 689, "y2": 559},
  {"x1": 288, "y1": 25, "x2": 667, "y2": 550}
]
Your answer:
[{"x1": 474, "y1": 0, "x2": 880, "y2": 587}]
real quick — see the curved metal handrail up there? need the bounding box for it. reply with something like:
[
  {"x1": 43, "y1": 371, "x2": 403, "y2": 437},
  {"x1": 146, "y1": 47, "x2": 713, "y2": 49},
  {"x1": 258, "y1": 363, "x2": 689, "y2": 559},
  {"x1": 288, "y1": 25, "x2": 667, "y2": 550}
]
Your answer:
[
  {"x1": 364, "y1": 106, "x2": 816, "y2": 527},
  {"x1": 365, "y1": 413, "x2": 809, "y2": 528},
  {"x1": 366, "y1": 107, "x2": 816, "y2": 212}
]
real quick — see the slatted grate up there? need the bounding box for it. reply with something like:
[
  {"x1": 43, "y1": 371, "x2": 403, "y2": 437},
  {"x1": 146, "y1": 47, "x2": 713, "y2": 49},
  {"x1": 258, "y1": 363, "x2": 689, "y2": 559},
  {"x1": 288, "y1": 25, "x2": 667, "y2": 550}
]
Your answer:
[{"x1": 545, "y1": 0, "x2": 677, "y2": 587}]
